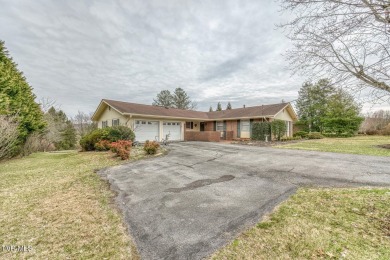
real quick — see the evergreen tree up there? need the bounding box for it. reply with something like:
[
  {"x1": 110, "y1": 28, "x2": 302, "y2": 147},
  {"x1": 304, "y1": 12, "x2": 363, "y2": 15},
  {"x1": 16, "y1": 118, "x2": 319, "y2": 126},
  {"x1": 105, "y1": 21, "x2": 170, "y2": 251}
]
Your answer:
[
  {"x1": 0, "y1": 40, "x2": 45, "y2": 154},
  {"x1": 321, "y1": 89, "x2": 364, "y2": 135},
  {"x1": 152, "y1": 90, "x2": 173, "y2": 107},
  {"x1": 296, "y1": 79, "x2": 363, "y2": 135},
  {"x1": 226, "y1": 102, "x2": 232, "y2": 110},
  {"x1": 173, "y1": 88, "x2": 192, "y2": 109},
  {"x1": 216, "y1": 102, "x2": 222, "y2": 111},
  {"x1": 209, "y1": 106, "x2": 213, "y2": 112},
  {"x1": 44, "y1": 107, "x2": 76, "y2": 150},
  {"x1": 296, "y1": 79, "x2": 335, "y2": 132},
  {"x1": 152, "y1": 88, "x2": 196, "y2": 110}
]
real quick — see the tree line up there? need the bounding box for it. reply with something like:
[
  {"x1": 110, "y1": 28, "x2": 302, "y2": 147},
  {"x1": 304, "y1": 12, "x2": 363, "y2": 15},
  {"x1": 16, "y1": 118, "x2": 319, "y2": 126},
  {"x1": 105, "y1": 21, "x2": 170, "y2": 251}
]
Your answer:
[{"x1": 0, "y1": 41, "x2": 95, "y2": 160}]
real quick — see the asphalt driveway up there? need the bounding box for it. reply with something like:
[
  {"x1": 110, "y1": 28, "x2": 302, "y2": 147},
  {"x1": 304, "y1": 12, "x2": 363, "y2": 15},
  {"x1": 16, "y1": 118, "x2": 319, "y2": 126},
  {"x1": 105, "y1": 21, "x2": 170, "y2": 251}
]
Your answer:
[{"x1": 98, "y1": 142, "x2": 390, "y2": 260}]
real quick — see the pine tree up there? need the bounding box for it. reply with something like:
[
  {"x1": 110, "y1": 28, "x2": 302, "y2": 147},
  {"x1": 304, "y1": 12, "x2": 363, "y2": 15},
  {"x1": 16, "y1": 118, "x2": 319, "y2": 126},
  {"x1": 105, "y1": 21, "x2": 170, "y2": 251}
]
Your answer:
[
  {"x1": 226, "y1": 102, "x2": 232, "y2": 110},
  {"x1": 152, "y1": 90, "x2": 173, "y2": 107},
  {"x1": 216, "y1": 102, "x2": 222, "y2": 111},
  {"x1": 209, "y1": 106, "x2": 213, "y2": 112},
  {"x1": 0, "y1": 40, "x2": 45, "y2": 154},
  {"x1": 173, "y1": 88, "x2": 192, "y2": 109},
  {"x1": 153, "y1": 88, "x2": 196, "y2": 110},
  {"x1": 44, "y1": 107, "x2": 76, "y2": 150}
]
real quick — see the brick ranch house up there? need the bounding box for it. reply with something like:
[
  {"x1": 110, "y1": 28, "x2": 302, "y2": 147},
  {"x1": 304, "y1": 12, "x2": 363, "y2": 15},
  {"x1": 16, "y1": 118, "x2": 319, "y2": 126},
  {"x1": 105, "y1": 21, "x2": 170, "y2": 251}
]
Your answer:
[{"x1": 91, "y1": 99, "x2": 298, "y2": 142}]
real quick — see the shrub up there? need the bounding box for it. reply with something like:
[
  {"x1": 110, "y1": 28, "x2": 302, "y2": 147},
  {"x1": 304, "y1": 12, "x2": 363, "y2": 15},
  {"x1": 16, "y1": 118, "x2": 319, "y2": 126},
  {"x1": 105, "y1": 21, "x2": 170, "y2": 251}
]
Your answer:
[
  {"x1": 294, "y1": 131, "x2": 308, "y2": 138},
  {"x1": 143, "y1": 140, "x2": 160, "y2": 155},
  {"x1": 271, "y1": 120, "x2": 288, "y2": 141},
  {"x1": 80, "y1": 126, "x2": 135, "y2": 151},
  {"x1": 251, "y1": 122, "x2": 271, "y2": 141},
  {"x1": 110, "y1": 140, "x2": 132, "y2": 160},
  {"x1": 322, "y1": 117, "x2": 363, "y2": 136},
  {"x1": 280, "y1": 136, "x2": 294, "y2": 142},
  {"x1": 307, "y1": 132, "x2": 324, "y2": 139},
  {"x1": 365, "y1": 129, "x2": 379, "y2": 135},
  {"x1": 94, "y1": 140, "x2": 111, "y2": 151},
  {"x1": 381, "y1": 125, "x2": 390, "y2": 135},
  {"x1": 107, "y1": 126, "x2": 135, "y2": 142},
  {"x1": 79, "y1": 128, "x2": 109, "y2": 151}
]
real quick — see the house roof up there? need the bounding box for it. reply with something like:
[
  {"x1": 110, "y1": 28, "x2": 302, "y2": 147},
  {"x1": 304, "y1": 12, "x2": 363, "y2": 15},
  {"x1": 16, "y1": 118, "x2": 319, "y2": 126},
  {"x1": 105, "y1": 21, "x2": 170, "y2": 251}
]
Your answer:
[
  {"x1": 206, "y1": 103, "x2": 290, "y2": 119},
  {"x1": 92, "y1": 99, "x2": 297, "y2": 121}
]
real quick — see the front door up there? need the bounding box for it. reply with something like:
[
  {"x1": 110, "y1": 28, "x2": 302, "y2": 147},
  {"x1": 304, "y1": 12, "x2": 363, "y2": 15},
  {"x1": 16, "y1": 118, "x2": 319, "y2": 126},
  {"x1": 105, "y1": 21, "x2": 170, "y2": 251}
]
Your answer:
[{"x1": 200, "y1": 122, "x2": 205, "y2": 131}]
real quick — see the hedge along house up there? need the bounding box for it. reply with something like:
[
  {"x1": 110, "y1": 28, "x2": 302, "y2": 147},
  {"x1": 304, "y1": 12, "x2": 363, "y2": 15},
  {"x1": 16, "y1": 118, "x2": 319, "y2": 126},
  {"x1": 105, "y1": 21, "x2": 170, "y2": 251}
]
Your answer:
[{"x1": 91, "y1": 99, "x2": 298, "y2": 142}]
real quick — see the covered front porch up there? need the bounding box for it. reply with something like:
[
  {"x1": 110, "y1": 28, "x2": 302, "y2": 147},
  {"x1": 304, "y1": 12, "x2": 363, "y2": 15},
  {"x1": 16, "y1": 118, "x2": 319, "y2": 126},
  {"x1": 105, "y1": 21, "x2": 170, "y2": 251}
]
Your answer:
[{"x1": 184, "y1": 118, "x2": 290, "y2": 142}]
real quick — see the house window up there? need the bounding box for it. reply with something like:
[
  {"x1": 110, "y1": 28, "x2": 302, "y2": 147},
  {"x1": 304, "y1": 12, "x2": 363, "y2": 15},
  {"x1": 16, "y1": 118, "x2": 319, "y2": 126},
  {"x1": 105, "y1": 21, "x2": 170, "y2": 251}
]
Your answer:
[
  {"x1": 112, "y1": 119, "x2": 120, "y2": 126},
  {"x1": 186, "y1": 122, "x2": 193, "y2": 129},
  {"x1": 102, "y1": 120, "x2": 108, "y2": 128},
  {"x1": 216, "y1": 121, "x2": 224, "y2": 131}
]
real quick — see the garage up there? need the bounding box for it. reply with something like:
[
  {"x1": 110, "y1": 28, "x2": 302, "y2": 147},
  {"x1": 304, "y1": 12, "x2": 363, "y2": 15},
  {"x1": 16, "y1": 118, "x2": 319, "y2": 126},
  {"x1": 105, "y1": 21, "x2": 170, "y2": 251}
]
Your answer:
[
  {"x1": 134, "y1": 120, "x2": 159, "y2": 142},
  {"x1": 163, "y1": 122, "x2": 181, "y2": 141}
]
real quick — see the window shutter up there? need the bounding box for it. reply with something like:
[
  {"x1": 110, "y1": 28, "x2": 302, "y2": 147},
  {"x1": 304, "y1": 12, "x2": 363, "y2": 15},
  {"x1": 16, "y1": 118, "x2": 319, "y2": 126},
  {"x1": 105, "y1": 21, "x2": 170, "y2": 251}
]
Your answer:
[
  {"x1": 237, "y1": 120, "x2": 240, "y2": 138},
  {"x1": 213, "y1": 121, "x2": 216, "y2": 131},
  {"x1": 250, "y1": 119, "x2": 253, "y2": 138},
  {"x1": 223, "y1": 120, "x2": 226, "y2": 131}
]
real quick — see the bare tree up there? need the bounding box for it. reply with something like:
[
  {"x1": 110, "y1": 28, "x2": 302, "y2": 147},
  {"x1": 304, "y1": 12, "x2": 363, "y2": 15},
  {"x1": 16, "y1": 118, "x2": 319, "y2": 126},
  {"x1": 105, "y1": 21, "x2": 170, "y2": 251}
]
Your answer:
[
  {"x1": 360, "y1": 109, "x2": 390, "y2": 133},
  {"x1": 71, "y1": 111, "x2": 96, "y2": 137},
  {"x1": 0, "y1": 115, "x2": 19, "y2": 160},
  {"x1": 39, "y1": 97, "x2": 59, "y2": 113},
  {"x1": 279, "y1": 0, "x2": 390, "y2": 101}
]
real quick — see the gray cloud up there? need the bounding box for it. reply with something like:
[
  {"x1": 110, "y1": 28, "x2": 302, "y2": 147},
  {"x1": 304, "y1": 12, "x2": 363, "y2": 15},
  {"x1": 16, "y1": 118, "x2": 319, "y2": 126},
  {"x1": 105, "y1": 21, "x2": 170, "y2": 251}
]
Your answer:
[{"x1": 6, "y1": 0, "x2": 382, "y2": 117}]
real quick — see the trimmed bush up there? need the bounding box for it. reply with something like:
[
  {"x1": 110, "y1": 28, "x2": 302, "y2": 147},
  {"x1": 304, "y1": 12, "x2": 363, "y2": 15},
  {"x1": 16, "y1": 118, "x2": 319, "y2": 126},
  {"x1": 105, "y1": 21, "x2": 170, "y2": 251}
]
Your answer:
[
  {"x1": 294, "y1": 131, "x2": 308, "y2": 138},
  {"x1": 251, "y1": 122, "x2": 271, "y2": 141},
  {"x1": 271, "y1": 120, "x2": 288, "y2": 141},
  {"x1": 307, "y1": 132, "x2": 324, "y2": 139},
  {"x1": 107, "y1": 126, "x2": 135, "y2": 142},
  {"x1": 110, "y1": 140, "x2": 132, "y2": 160},
  {"x1": 79, "y1": 128, "x2": 109, "y2": 151},
  {"x1": 143, "y1": 140, "x2": 160, "y2": 155},
  {"x1": 94, "y1": 140, "x2": 111, "y2": 151},
  {"x1": 80, "y1": 126, "x2": 135, "y2": 151}
]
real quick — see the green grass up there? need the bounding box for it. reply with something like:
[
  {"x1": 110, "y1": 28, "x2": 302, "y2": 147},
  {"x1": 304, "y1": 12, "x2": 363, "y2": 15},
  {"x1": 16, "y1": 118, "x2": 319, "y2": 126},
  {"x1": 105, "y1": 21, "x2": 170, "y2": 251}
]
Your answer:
[
  {"x1": 278, "y1": 135, "x2": 390, "y2": 156},
  {"x1": 212, "y1": 188, "x2": 390, "y2": 260},
  {"x1": 0, "y1": 150, "x2": 140, "y2": 259}
]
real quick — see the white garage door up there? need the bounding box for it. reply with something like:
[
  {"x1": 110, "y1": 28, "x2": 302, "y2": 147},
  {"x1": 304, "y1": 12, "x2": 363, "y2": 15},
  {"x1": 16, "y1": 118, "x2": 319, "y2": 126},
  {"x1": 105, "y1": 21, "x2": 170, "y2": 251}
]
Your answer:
[
  {"x1": 163, "y1": 122, "x2": 181, "y2": 141},
  {"x1": 134, "y1": 120, "x2": 159, "y2": 142}
]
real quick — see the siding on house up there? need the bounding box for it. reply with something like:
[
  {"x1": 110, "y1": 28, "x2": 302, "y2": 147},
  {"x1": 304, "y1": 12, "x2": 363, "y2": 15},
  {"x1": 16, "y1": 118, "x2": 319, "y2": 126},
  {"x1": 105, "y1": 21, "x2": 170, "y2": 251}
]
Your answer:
[{"x1": 98, "y1": 106, "x2": 129, "y2": 128}]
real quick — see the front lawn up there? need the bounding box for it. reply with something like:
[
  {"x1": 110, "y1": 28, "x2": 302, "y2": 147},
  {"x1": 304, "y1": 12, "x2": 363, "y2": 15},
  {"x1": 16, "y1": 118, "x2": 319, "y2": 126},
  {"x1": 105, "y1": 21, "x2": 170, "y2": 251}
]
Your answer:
[
  {"x1": 212, "y1": 188, "x2": 390, "y2": 260},
  {"x1": 278, "y1": 135, "x2": 390, "y2": 156},
  {"x1": 0, "y1": 150, "x2": 140, "y2": 259}
]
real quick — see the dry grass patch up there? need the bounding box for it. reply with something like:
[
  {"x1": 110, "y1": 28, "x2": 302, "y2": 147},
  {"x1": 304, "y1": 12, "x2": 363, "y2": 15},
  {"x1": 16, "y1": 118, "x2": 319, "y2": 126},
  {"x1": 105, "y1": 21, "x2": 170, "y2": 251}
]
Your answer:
[
  {"x1": 212, "y1": 188, "x2": 390, "y2": 260},
  {"x1": 278, "y1": 135, "x2": 390, "y2": 156},
  {"x1": 0, "y1": 151, "x2": 140, "y2": 259}
]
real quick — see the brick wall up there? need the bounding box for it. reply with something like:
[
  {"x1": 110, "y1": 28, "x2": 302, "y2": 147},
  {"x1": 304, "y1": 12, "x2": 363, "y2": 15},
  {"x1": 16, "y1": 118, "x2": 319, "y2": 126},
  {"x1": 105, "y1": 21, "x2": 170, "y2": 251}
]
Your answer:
[
  {"x1": 184, "y1": 131, "x2": 220, "y2": 142},
  {"x1": 225, "y1": 131, "x2": 234, "y2": 140},
  {"x1": 204, "y1": 121, "x2": 214, "y2": 131}
]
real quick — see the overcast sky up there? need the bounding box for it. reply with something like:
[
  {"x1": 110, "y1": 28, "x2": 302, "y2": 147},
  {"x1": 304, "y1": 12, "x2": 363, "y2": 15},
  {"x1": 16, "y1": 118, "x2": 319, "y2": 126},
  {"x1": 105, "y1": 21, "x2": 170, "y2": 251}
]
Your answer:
[{"x1": 1, "y1": 0, "x2": 388, "y2": 116}]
